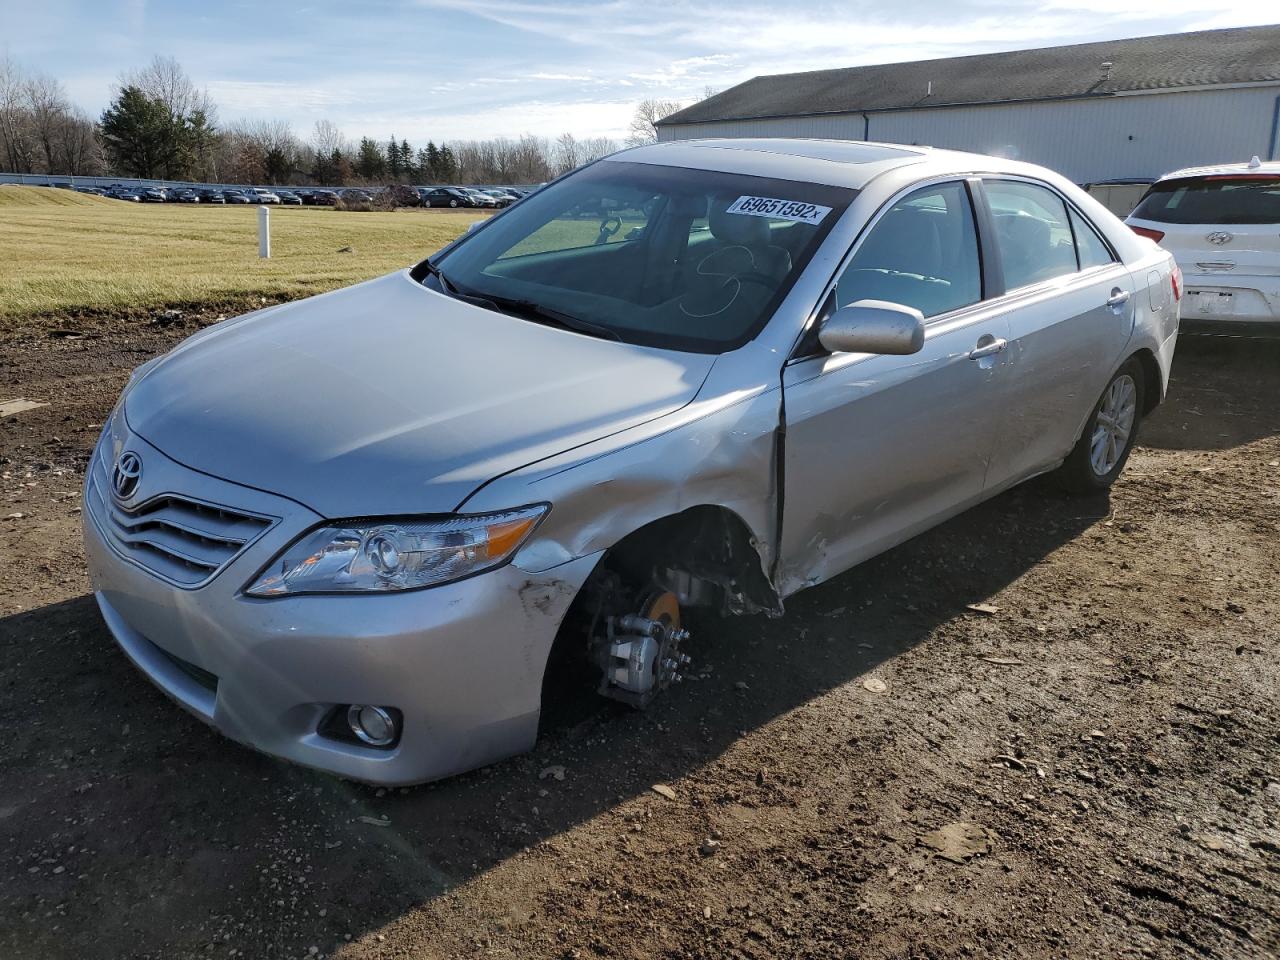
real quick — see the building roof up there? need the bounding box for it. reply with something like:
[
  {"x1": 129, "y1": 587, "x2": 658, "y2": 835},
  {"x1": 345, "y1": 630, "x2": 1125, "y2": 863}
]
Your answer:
[{"x1": 658, "y1": 25, "x2": 1280, "y2": 127}]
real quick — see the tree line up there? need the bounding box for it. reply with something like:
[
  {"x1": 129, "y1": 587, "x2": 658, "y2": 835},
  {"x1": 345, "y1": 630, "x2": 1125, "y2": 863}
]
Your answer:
[{"x1": 1, "y1": 55, "x2": 700, "y2": 187}]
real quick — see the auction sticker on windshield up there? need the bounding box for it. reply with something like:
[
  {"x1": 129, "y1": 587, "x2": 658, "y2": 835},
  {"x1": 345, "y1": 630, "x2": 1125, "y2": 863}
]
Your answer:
[{"x1": 725, "y1": 196, "x2": 831, "y2": 225}]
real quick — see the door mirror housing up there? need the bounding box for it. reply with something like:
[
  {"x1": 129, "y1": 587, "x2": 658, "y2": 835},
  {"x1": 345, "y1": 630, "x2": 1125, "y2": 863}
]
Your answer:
[{"x1": 818, "y1": 300, "x2": 926, "y2": 356}]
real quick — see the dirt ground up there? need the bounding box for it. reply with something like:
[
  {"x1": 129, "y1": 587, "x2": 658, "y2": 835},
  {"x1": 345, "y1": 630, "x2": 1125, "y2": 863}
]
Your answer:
[{"x1": 1, "y1": 319, "x2": 1278, "y2": 960}]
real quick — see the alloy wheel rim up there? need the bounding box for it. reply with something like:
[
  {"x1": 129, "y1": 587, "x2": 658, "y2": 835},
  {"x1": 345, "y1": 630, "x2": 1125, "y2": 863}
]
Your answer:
[{"x1": 1090, "y1": 374, "x2": 1137, "y2": 476}]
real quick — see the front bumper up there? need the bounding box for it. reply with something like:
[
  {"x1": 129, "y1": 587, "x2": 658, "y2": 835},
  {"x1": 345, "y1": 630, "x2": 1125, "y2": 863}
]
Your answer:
[{"x1": 83, "y1": 427, "x2": 599, "y2": 785}]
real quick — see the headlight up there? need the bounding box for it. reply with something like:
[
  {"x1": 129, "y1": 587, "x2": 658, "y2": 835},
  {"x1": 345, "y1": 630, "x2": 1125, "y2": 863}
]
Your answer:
[{"x1": 244, "y1": 505, "x2": 548, "y2": 596}]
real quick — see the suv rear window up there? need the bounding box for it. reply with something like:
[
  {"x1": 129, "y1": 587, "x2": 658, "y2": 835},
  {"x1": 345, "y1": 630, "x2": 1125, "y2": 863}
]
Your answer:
[{"x1": 1131, "y1": 175, "x2": 1280, "y2": 225}]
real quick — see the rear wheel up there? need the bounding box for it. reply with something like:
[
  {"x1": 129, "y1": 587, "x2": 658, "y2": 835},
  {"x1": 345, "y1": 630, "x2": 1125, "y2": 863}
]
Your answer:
[{"x1": 1059, "y1": 359, "x2": 1144, "y2": 493}]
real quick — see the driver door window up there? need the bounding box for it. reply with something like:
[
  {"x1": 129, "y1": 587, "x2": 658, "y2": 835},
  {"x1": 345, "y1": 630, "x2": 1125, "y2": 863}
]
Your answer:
[{"x1": 835, "y1": 181, "x2": 982, "y2": 318}]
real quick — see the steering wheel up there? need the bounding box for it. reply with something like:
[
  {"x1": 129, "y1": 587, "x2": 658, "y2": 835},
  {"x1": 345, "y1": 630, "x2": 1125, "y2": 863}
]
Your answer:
[{"x1": 594, "y1": 217, "x2": 622, "y2": 245}]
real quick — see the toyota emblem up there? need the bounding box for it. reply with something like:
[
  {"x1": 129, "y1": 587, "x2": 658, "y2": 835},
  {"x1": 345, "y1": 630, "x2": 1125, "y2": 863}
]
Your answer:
[
  {"x1": 1205, "y1": 231, "x2": 1233, "y2": 245},
  {"x1": 112, "y1": 451, "x2": 143, "y2": 501}
]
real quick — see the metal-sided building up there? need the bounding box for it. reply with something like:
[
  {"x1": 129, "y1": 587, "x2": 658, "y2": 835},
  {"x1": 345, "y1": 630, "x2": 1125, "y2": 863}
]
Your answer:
[{"x1": 656, "y1": 26, "x2": 1280, "y2": 185}]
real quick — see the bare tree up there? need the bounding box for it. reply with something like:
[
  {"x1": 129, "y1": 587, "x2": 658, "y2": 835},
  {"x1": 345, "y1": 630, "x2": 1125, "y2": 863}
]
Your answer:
[
  {"x1": 0, "y1": 58, "x2": 103, "y2": 176},
  {"x1": 511, "y1": 134, "x2": 549, "y2": 182},
  {"x1": 233, "y1": 119, "x2": 302, "y2": 183},
  {"x1": 26, "y1": 73, "x2": 71, "y2": 172},
  {"x1": 0, "y1": 56, "x2": 35, "y2": 173},
  {"x1": 626, "y1": 99, "x2": 683, "y2": 146},
  {"x1": 552, "y1": 132, "x2": 579, "y2": 176},
  {"x1": 579, "y1": 136, "x2": 620, "y2": 163},
  {"x1": 51, "y1": 106, "x2": 103, "y2": 175},
  {"x1": 126, "y1": 55, "x2": 216, "y2": 126},
  {"x1": 311, "y1": 119, "x2": 345, "y2": 158}
]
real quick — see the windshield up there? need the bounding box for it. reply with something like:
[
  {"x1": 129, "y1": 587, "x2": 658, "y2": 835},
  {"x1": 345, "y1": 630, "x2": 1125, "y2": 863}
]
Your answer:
[
  {"x1": 1132, "y1": 175, "x2": 1280, "y2": 225},
  {"x1": 425, "y1": 160, "x2": 853, "y2": 353}
]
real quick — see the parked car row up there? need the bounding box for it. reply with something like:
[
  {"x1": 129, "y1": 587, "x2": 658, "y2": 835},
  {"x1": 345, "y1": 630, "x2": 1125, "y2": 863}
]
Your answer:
[
  {"x1": 59, "y1": 181, "x2": 533, "y2": 208},
  {"x1": 419, "y1": 186, "x2": 525, "y2": 208}
]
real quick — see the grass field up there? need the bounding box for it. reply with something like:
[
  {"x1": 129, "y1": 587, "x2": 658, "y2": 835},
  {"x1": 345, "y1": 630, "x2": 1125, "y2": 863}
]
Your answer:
[{"x1": 0, "y1": 185, "x2": 482, "y2": 322}]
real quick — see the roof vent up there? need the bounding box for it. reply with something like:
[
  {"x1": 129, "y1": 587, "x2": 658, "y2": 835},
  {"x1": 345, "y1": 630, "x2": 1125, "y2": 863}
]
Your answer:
[
  {"x1": 1249, "y1": 155, "x2": 1262, "y2": 168},
  {"x1": 1100, "y1": 61, "x2": 1113, "y2": 80}
]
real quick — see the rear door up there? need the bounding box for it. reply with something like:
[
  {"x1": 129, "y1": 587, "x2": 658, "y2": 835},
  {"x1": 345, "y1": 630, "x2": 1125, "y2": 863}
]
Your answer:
[
  {"x1": 978, "y1": 178, "x2": 1137, "y2": 486},
  {"x1": 1127, "y1": 174, "x2": 1280, "y2": 322}
]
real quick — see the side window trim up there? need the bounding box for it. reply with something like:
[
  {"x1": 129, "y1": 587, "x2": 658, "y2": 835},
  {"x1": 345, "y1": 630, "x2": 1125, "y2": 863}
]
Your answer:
[
  {"x1": 967, "y1": 177, "x2": 1005, "y2": 300},
  {"x1": 1064, "y1": 202, "x2": 1121, "y2": 268}
]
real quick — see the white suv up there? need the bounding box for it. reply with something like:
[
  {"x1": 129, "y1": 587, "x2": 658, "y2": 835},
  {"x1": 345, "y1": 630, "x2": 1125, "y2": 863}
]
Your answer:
[{"x1": 1126, "y1": 157, "x2": 1279, "y2": 328}]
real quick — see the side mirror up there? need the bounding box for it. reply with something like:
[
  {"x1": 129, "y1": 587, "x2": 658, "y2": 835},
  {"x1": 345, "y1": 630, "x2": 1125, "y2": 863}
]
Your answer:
[{"x1": 818, "y1": 300, "x2": 926, "y2": 356}]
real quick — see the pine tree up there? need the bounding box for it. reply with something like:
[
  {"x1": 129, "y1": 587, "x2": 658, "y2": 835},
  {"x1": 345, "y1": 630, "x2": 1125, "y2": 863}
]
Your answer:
[
  {"x1": 425, "y1": 141, "x2": 441, "y2": 182},
  {"x1": 355, "y1": 137, "x2": 385, "y2": 180},
  {"x1": 386, "y1": 136, "x2": 400, "y2": 178},
  {"x1": 439, "y1": 144, "x2": 457, "y2": 183}
]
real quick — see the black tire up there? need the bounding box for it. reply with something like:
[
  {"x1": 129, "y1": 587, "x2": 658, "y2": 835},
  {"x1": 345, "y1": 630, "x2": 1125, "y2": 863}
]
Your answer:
[
  {"x1": 449, "y1": 198, "x2": 459, "y2": 208},
  {"x1": 1059, "y1": 358, "x2": 1145, "y2": 494}
]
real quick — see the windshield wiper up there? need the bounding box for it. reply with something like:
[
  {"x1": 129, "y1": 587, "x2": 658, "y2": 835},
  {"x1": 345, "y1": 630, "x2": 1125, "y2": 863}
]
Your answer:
[
  {"x1": 421, "y1": 260, "x2": 513, "y2": 313},
  {"x1": 423, "y1": 259, "x2": 620, "y2": 342},
  {"x1": 469, "y1": 289, "x2": 621, "y2": 342},
  {"x1": 420, "y1": 258, "x2": 458, "y2": 294}
]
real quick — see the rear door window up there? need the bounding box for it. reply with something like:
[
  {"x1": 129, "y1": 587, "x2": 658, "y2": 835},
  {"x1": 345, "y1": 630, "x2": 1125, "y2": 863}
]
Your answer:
[
  {"x1": 1131, "y1": 176, "x2": 1280, "y2": 224},
  {"x1": 984, "y1": 180, "x2": 1079, "y2": 290}
]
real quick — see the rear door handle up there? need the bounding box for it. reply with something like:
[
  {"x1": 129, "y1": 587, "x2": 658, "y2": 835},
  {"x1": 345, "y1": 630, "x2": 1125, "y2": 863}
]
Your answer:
[
  {"x1": 1107, "y1": 288, "x2": 1131, "y2": 308},
  {"x1": 968, "y1": 337, "x2": 1007, "y2": 360}
]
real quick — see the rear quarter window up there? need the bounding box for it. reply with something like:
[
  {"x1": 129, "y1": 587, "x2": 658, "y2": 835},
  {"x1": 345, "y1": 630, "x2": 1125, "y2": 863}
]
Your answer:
[{"x1": 1132, "y1": 176, "x2": 1280, "y2": 225}]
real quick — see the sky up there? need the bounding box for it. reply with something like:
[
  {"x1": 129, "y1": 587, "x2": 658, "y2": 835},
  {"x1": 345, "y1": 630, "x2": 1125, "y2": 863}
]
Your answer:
[{"x1": 2, "y1": 0, "x2": 1277, "y2": 145}]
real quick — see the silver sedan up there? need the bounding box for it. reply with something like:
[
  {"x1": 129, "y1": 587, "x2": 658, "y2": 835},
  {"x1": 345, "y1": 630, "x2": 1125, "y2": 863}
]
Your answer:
[{"x1": 84, "y1": 139, "x2": 1180, "y2": 784}]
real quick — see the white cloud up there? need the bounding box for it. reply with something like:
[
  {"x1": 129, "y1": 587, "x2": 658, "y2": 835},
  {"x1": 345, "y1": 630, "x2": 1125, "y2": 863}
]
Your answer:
[
  {"x1": 10, "y1": 0, "x2": 1280, "y2": 142},
  {"x1": 205, "y1": 80, "x2": 351, "y2": 114}
]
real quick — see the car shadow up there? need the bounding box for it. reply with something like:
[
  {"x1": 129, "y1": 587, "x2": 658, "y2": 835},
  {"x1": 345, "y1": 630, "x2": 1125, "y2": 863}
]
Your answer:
[
  {"x1": 0, "y1": 476, "x2": 1108, "y2": 958},
  {"x1": 1141, "y1": 333, "x2": 1280, "y2": 452}
]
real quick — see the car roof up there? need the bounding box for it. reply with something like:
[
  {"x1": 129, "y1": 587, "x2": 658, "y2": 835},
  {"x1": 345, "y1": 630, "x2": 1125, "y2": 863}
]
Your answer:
[
  {"x1": 1156, "y1": 157, "x2": 1280, "y2": 182},
  {"x1": 607, "y1": 138, "x2": 1064, "y2": 189}
]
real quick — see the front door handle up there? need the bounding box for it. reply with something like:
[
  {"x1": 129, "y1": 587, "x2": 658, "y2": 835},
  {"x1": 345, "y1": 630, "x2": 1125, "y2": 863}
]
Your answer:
[
  {"x1": 968, "y1": 337, "x2": 1008, "y2": 360},
  {"x1": 1107, "y1": 288, "x2": 1131, "y2": 309}
]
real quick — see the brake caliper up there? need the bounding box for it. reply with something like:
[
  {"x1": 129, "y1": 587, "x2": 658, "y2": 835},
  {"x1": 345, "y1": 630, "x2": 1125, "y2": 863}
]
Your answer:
[{"x1": 597, "y1": 592, "x2": 690, "y2": 708}]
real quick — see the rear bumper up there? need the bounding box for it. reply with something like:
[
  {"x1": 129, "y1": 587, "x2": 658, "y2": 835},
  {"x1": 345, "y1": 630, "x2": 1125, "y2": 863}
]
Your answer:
[{"x1": 1180, "y1": 275, "x2": 1280, "y2": 324}]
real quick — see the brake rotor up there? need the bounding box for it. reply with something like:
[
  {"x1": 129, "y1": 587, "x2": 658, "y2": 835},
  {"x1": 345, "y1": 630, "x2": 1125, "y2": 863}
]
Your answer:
[{"x1": 640, "y1": 590, "x2": 681, "y2": 632}]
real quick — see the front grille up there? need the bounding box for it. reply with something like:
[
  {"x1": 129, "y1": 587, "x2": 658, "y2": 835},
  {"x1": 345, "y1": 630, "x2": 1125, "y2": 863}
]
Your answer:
[{"x1": 87, "y1": 441, "x2": 275, "y2": 588}]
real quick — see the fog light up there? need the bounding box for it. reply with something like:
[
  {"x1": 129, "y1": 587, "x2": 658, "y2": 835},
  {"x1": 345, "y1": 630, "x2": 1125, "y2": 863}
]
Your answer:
[{"x1": 348, "y1": 704, "x2": 397, "y2": 747}]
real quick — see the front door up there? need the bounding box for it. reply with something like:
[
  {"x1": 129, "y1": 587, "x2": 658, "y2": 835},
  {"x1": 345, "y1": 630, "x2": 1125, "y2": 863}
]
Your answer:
[{"x1": 778, "y1": 180, "x2": 1011, "y2": 595}]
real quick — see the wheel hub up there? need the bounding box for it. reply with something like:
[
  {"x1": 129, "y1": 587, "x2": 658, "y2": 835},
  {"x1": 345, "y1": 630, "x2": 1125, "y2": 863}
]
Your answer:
[{"x1": 1090, "y1": 373, "x2": 1137, "y2": 476}]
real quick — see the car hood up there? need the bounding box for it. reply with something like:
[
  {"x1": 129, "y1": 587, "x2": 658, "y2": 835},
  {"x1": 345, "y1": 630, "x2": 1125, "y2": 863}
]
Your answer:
[{"x1": 124, "y1": 271, "x2": 714, "y2": 517}]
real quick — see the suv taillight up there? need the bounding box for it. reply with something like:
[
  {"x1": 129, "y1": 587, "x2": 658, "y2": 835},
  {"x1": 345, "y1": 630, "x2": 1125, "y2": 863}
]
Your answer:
[
  {"x1": 1129, "y1": 225, "x2": 1165, "y2": 243},
  {"x1": 1171, "y1": 265, "x2": 1182, "y2": 302}
]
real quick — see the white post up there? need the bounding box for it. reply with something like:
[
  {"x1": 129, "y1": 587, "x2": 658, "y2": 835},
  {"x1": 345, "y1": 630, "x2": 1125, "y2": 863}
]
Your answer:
[{"x1": 257, "y1": 205, "x2": 271, "y2": 258}]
